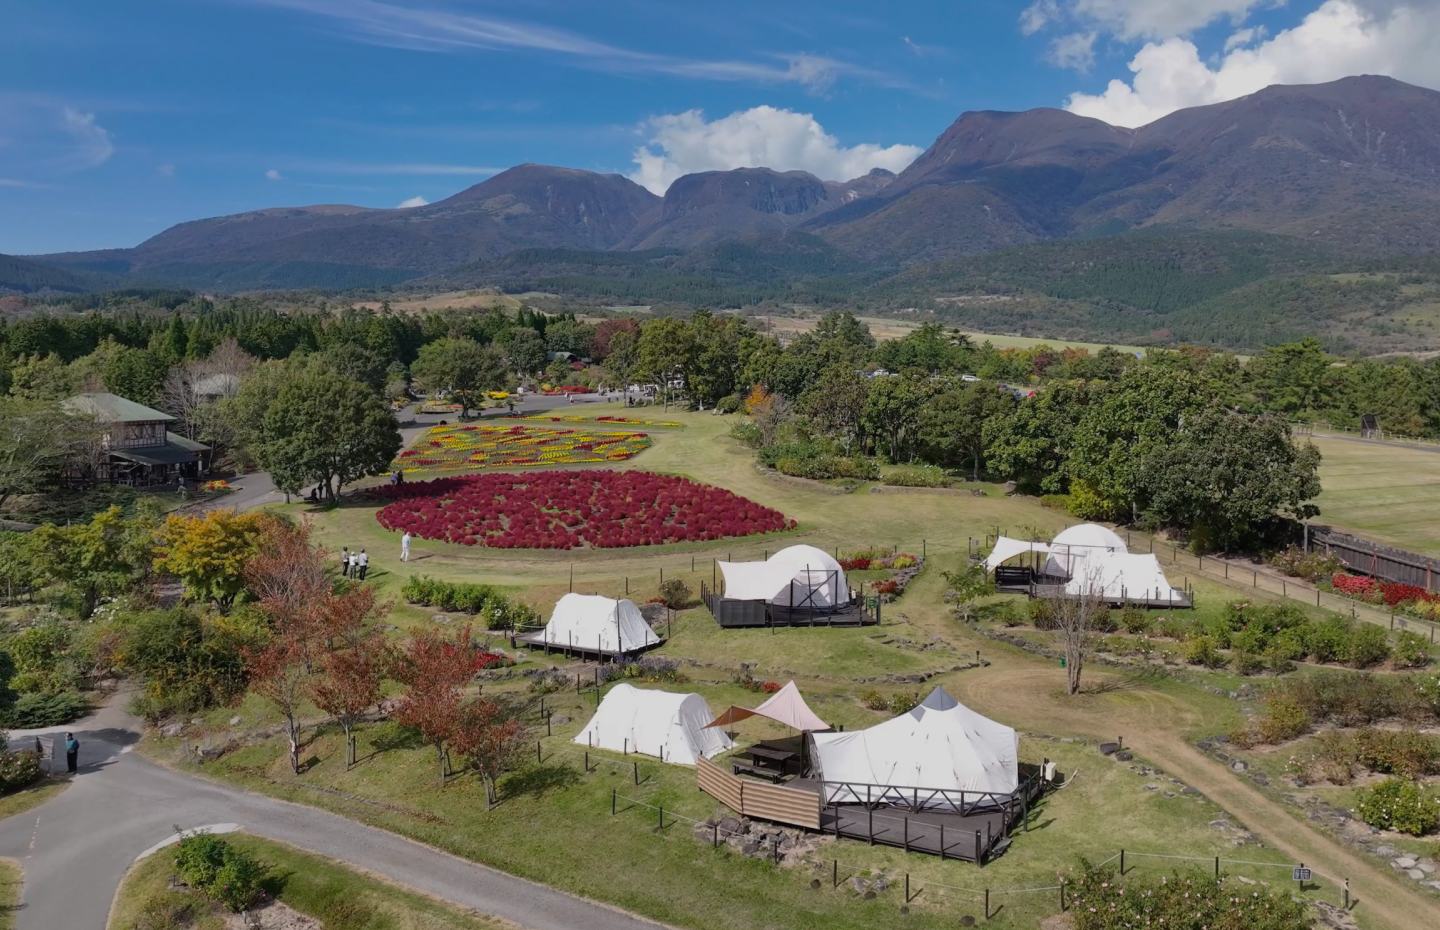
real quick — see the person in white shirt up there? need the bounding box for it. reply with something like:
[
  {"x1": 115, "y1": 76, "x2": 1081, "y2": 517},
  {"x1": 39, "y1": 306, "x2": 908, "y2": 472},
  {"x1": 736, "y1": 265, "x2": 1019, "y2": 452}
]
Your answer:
[
  {"x1": 401, "y1": 532, "x2": 411, "y2": 562},
  {"x1": 357, "y1": 549, "x2": 369, "y2": 581}
]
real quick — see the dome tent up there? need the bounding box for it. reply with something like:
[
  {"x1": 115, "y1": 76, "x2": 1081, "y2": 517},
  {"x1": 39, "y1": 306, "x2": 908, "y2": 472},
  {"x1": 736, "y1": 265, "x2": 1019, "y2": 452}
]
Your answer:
[
  {"x1": 573, "y1": 684, "x2": 733, "y2": 765},
  {"x1": 540, "y1": 594, "x2": 660, "y2": 654},
  {"x1": 810, "y1": 687, "x2": 1018, "y2": 809},
  {"x1": 717, "y1": 544, "x2": 848, "y2": 608},
  {"x1": 1044, "y1": 523, "x2": 1128, "y2": 579}
]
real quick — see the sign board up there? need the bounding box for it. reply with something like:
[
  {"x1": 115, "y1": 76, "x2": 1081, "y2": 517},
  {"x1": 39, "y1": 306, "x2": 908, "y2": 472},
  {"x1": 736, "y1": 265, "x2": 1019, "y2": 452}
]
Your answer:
[{"x1": 1292, "y1": 868, "x2": 1312, "y2": 883}]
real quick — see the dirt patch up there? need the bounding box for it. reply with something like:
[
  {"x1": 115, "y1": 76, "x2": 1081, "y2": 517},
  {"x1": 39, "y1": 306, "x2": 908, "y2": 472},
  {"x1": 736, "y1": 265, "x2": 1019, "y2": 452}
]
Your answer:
[{"x1": 225, "y1": 900, "x2": 321, "y2": 929}]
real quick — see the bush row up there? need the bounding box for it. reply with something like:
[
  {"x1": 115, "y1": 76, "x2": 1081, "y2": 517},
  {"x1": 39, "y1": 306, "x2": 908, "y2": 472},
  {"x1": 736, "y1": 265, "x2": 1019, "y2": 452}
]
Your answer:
[
  {"x1": 1355, "y1": 778, "x2": 1440, "y2": 836},
  {"x1": 1235, "y1": 670, "x2": 1440, "y2": 746},
  {"x1": 0, "y1": 691, "x2": 89, "y2": 729},
  {"x1": 1288, "y1": 727, "x2": 1440, "y2": 783},
  {"x1": 0, "y1": 750, "x2": 41, "y2": 793},
  {"x1": 1068, "y1": 860, "x2": 1311, "y2": 930},
  {"x1": 400, "y1": 576, "x2": 540, "y2": 630}
]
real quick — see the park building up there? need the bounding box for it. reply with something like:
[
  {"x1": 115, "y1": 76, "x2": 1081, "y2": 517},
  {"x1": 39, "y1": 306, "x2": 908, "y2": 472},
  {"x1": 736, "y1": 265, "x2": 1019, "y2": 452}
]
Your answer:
[{"x1": 62, "y1": 392, "x2": 210, "y2": 487}]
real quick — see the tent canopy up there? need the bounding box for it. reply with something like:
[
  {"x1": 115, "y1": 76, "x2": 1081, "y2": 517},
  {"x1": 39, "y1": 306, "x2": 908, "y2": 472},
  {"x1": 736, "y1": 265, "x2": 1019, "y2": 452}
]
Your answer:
[
  {"x1": 1044, "y1": 523, "x2": 1128, "y2": 578},
  {"x1": 1066, "y1": 551, "x2": 1177, "y2": 601},
  {"x1": 704, "y1": 680, "x2": 831, "y2": 732},
  {"x1": 985, "y1": 537, "x2": 1051, "y2": 571},
  {"x1": 810, "y1": 687, "x2": 1018, "y2": 808},
  {"x1": 718, "y1": 544, "x2": 848, "y2": 607},
  {"x1": 573, "y1": 684, "x2": 732, "y2": 765},
  {"x1": 541, "y1": 593, "x2": 659, "y2": 653}
]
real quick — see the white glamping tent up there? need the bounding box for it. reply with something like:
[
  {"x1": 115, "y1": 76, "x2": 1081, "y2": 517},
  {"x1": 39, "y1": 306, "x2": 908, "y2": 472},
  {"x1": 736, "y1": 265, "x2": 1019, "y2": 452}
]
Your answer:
[
  {"x1": 573, "y1": 684, "x2": 733, "y2": 765},
  {"x1": 1043, "y1": 523, "x2": 1129, "y2": 578},
  {"x1": 717, "y1": 544, "x2": 848, "y2": 608},
  {"x1": 540, "y1": 594, "x2": 660, "y2": 654},
  {"x1": 1067, "y1": 551, "x2": 1183, "y2": 605},
  {"x1": 811, "y1": 687, "x2": 1018, "y2": 809},
  {"x1": 984, "y1": 537, "x2": 1051, "y2": 572}
]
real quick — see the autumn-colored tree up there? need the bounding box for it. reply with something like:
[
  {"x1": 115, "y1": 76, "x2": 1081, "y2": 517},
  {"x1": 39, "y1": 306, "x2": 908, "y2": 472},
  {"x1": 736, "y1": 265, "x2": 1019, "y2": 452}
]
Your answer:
[
  {"x1": 310, "y1": 584, "x2": 390, "y2": 769},
  {"x1": 154, "y1": 509, "x2": 270, "y2": 608},
  {"x1": 452, "y1": 698, "x2": 528, "y2": 807},
  {"x1": 246, "y1": 630, "x2": 310, "y2": 773},
  {"x1": 243, "y1": 518, "x2": 330, "y2": 667},
  {"x1": 391, "y1": 625, "x2": 482, "y2": 786}
]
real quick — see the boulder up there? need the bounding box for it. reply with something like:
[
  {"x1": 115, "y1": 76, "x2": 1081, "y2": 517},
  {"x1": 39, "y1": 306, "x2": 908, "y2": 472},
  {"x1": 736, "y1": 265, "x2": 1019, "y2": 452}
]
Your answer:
[
  {"x1": 1114, "y1": 751, "x2": 1133, "y2": 762},
  {"x1": 1395, "y1": 857, "x2": 1417, "y2": 869},
  {"x1": 1230, "y1": 761, "x2": 1248, "y2": 773},
  {"x1": 160, "y1": 723, "x2": 184, "y2": 738},
  {"x1": 1099, "y1": 742, "x2": 1120, "y2": 756}
]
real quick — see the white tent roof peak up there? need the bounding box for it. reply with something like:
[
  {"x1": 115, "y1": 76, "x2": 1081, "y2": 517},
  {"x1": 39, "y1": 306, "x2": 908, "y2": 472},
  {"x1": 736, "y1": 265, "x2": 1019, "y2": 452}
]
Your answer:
[
  {"x1": 1051, "y1": 523, "x2": 1128, "y2": 553},
  {"x1": 718, "y1": 545, "x2": 848, "y2": 607},
  {"x1": 985, "y1": 536, "x2": 1051, "y2": 571},
  {"x1": 705, "y1": 680, "x2": 830, "y2": 732},
  {"x1": 541, "y1": 593, "x2": 659, "y2": 654},
  {"x1": 769, "y1": 544, "x2": 842, "y2": 573}
]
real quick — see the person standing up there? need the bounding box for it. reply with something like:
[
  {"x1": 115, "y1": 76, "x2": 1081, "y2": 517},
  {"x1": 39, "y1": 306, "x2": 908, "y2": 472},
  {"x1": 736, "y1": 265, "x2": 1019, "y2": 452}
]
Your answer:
[
  {"x1": 357, "y1": 549, "x2": 369, "y2": 581},
  {"x1": 340, "y1": 547, "x2": 350, "y2": 579},
  {"x1": 401, "y1": 531, "x2": 411, "y2": 562},
  {"x1": 64, "y1": 732, "x2": 79, "y2": 774}
]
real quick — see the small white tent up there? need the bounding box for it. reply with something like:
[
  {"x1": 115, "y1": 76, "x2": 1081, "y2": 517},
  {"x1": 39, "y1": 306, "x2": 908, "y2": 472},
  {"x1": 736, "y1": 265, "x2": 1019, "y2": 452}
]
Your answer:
[
  {"x1": 810, "y1": 687, "x2": 1018, "y2": 809},
  {"x1": 1066, "y1": 551, "x2": 1181, "y2": 604},
  {"x1": 717, "y1": 544, "x2": 848, "y2": 607},
  {"x1": 1044, "y1": 523, "x2": 1128, "y2": 578},
  {"x1": 573, "y1": 684, "x2": 733, "y2": 765},
  {"x1": 540, "y1": 594, "x2": 659, "y2": 654},
  {"x1": 984, "y1": 536, "x2": 1052, "y2": 571}
]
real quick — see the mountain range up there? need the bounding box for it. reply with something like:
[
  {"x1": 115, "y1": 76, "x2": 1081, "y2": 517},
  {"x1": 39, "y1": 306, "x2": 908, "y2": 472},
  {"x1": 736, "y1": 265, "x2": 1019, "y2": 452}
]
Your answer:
[{"x1": 7, "y1": 75, "x2": 1440, "y2": 349}]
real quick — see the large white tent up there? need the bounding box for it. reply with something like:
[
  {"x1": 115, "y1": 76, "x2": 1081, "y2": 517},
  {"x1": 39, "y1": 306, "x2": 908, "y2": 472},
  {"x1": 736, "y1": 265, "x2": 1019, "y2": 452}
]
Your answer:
[
  {"x1": 810, "y1": 687, "x2": 1018, "y2": 809},
  {"x1": 984, "y1": 537, "x2": 1052, "y2": 571},
  {"x1": 573, "y1": 684, "x2": 733, "y2": 765},
  {"x1": 539, "y1": 594, "x2": 660, "y2": 654},
  {"x1": 1044, "y1": 523, "x2": 1129, "y2": 578},
  {"x1": 1066, "y1": 551, "x2": 1181, "y2": 604},
  {"x1": 717, "y1": 544, "x2": 848, "y2": 608}
]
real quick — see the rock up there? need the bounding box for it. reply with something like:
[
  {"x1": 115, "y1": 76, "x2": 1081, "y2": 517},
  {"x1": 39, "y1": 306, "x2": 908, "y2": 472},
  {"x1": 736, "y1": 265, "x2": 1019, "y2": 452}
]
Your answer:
[
  {"x1": 1210, "y1": 820, "x2": 1232, "y2": 831},
  {"x1": 871, "y1": 876, "x2": 890, "y2": 892},
  {"x1": 1425, "y1": 880, "x2": 1440, "y2": 892},
  {"x1": 741, "y1": 842, "x2": 760, "y2": 856},
  {"x1": 1416, "y1": 859, "x2": 1435, "y2": 874},
  {"x1": 1250, "y1": 773, "x2": 1269, "y2": 787},
  {"x1": 1375, "y1": 845, "x2": 1398, "y2": 857},
  {"x1": 1407, "y1": 869, "x2": 1426, "y2": 881},
  {"x1": 1230, "y1": 761, "x2": 1248, "y2": 773},
  {"x1": 1236, "y1": 876, "x2": 1256, "y2": 885},
  {"x1": 1099, "y1": 742, "x2": 1120, "y2": 756},
  {"x1": 551, "y1": 715, "x2": 570, "y2": 725},
  {"x1": 229, "y1": 716, "x2": 242, "y2": 726},
  {"x1": 850, "y1": 877, "x2": 868, "y2": 893},
  {"x1": 1143, "y1": 784, "x2": 1159, "y2": 791},
  {"x1": 1395, "y1": 857, "x2": 1417, "y2": 869},
  {"x1": 1182, "y1": 787, "x2": 1201, "y2": 796},
  {"x1": 1163, "y1": 792, "x2": 1176, "y2": 798},
  {"x1": 1115, "y1": 751, "x2": 1133, "y2": 762}
]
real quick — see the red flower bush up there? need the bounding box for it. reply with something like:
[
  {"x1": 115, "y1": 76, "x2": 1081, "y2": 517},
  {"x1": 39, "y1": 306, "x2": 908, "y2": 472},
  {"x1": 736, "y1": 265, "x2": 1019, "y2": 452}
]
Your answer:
[
  {"x1": 373, "y1": 470, "x2": 794, "y2": 550},
  {"x1": 1332, "y1": 573, "x2": 1378, "y2": 597},
  {"x1": 1332, "y1": 572, "x2": 1440, "y2": 606},
  {"x1": 839, "y1": 557, "x2": 871, "y2": 571},
  {"x1": 760, "y1": 681, "x2": 782, "y2": 694}
]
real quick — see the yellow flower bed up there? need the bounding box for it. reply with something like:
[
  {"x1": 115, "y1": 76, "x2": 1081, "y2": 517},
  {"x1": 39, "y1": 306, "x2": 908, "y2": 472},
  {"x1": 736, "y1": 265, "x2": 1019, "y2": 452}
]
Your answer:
[
  {"x1": 501, "y1": 413, "x2": 682, "y2": 428},
  {"x1": 395, "y1": 424, "x2": 652, "y2": 472}
]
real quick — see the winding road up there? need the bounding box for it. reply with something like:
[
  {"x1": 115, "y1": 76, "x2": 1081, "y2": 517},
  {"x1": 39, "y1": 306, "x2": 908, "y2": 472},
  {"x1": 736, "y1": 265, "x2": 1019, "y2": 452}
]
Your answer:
[{"x1": 0, "y1": 697, "x2": 666, "y2": 930}]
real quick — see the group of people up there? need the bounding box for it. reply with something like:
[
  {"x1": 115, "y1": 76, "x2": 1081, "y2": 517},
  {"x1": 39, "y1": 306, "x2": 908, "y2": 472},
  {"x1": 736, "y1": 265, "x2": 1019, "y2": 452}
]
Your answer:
[{"x1": 340, "y1": 547, "x2": 370, "y2": 580}]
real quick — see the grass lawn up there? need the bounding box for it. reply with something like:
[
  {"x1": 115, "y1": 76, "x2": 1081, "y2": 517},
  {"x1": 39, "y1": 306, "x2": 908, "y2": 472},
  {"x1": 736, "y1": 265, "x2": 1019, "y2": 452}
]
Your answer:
[
  {"x1": 0, "y1": 857, "x2": 18, "y2": 930},
  {"x1": 0, "y1": 778, "x2": 67, "y2": 824},
  {"x1": 1311, "y1": 434, "x2": 1440, "y2": 558},
  {"x1": 107, "y1": 833, "x2": 513, "y2": 930}
]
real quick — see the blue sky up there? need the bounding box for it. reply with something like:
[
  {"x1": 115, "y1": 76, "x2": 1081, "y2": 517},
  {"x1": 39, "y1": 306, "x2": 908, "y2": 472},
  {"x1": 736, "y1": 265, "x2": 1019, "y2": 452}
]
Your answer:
[{"x1": 3, "y1": 0, "x2": 1439, "y2": 254}]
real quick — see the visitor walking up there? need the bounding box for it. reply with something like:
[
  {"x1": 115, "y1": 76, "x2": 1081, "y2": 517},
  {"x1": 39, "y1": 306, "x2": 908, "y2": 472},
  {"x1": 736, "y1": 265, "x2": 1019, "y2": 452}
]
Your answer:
[
  {"x1": 65, "y1": 732, "x2": 79, "y2": 774},
  {"x1": 357, "y1": 549, "x2": 369, "y2": 581},
  {"x1": 340, "y1": 547, "x2": 350, "y2": 578},
  {"x1": 401, "y1": 531, "x2": 411, "y2": 561}
]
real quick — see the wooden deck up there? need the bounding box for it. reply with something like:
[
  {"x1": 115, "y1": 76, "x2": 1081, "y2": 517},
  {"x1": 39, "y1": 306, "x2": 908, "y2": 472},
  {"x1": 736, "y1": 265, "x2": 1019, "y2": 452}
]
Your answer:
[
  {"x1": 787, "y1": 778, "x2": 1010, "y2": 862},
  {"x1": 511, "y1": 630, "x2": 663, "y2": 661}
]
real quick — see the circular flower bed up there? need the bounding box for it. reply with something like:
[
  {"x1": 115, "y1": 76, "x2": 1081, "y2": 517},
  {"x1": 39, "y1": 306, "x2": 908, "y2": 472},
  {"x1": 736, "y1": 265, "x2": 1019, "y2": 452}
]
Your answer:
[
  {"x1": 396, "y1": 424, "x2": 650, "y2": 472},
  {"x1": 374, "y1": 470, "x2": 794, "y2": 549}
]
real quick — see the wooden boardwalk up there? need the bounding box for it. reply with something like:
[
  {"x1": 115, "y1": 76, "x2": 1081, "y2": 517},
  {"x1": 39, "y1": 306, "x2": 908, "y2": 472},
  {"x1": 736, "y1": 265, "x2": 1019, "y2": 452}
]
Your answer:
[{"x1": 787, "y1": 778, "x2": 1012, "y2": 862}]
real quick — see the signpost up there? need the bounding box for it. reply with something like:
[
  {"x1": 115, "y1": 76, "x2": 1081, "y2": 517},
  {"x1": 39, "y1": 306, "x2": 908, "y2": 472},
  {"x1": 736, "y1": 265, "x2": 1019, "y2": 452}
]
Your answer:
[{"x1": 1292, "y1": 866, "x2": 1312, "y2": 890}]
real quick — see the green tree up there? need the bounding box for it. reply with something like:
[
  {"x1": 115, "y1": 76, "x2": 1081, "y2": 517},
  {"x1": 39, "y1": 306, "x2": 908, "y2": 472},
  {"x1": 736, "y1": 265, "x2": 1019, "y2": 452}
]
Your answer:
[
  {"x1": 1247, "y1": 337, "x2": 1335, "y2": 414},
  {"x1": 1138, "y1": 410, "x2": 1321, "y2": 551},
  {"x1": 543, "y1": 318, "x2": 596, "y2": 357},
  {"x1": 318, "y1": 342, "x2": 388, "y2": 394},
  {"x1": 259, "y1": 369, "x2": 401, "y2": 501},
  {"x1": 7, "y1": 353, "x2": 76, "y2": 401},
  {"x1": 687, "y1": 311, "x2": 751, "y2": 407},
  {"x1": 502, "y1": 328, "x2": 547, "y2": 377},
  {"x1": 813, "y1": 312, "x2": 876, "y2": 351},
  {"x1": 862, "y1": 375, "x2": 932, "y2": 463},
  {"x1": 0, "y1": 398, "x2": 96, "y2": 512},
  {"x1": 103, "y1": 345, "x2": 169, "y2": 405},
  {"x1": 800, "y1": 365, "x2": 869, "y2": 455},
  {"x1": 636, "y1": 316, "x2": 695, "y2": 410},
  {"x1": 918, "y1": 381, "x2": 1017, "y2": 479},
  {"x1": 410, "y1": 338, "x2": 506, "y2": 417},
  {"x1": 983, "y1": 380, "x2": 1097, "y2": 494},
  {"x1": 29, "y1": 504, "x2": 158, "y2": 617},
  {"x1": 875, "y1": 323, "x2": 968, "y2": 375},
  {"x1": 603, "y1": 328, "x2": 640, "y2": 386}
]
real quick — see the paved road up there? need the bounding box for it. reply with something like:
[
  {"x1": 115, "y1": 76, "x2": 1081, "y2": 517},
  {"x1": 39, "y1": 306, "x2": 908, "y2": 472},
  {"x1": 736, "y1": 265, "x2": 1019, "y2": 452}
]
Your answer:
[{"x1": 0, "y1": 699, "x2": 665, "y2": 930}]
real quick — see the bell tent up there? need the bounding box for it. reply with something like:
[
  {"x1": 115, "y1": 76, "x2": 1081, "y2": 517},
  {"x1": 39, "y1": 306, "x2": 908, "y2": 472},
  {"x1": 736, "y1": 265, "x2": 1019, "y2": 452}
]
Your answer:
[
  {"x1": 810, "y1": 687, "x2": 1018, "y2": 809},
  {"x1": 573, "y1": 684, "x2": 733, "y2": 765},
  {"x1": 539, "y1": 593, "x2": 660, "y2": 654},
  {"x1": 1044, "y1": 523, "x2": 1128, "y2": 579},
  {"x1": 717, "y1": 544, "x2": 848, "y2": 608}
]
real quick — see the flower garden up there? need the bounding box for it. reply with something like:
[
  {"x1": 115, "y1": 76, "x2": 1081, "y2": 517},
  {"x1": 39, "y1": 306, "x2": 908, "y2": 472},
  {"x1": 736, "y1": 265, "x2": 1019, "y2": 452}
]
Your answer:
[
  {"x1": 502, "y1": 413, "x2": 682, "y2": 428},
  {"x1": 1332, "y1": 572, "x2": 1440, "y2": 619},
  {"x1": 395, "y1": 424, "x2": 651, "y2": 473},
  {"x1": 373, "y1": 469, "x2": 794, "y2": 549}
]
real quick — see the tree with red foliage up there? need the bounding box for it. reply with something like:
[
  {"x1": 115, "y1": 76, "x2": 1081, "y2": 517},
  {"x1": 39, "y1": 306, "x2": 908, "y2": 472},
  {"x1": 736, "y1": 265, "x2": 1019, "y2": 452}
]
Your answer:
[
  {"x1": 246, "y1": 629, "x2": 310, "y2": 774},
  {"x1": 391, "y1": 625, "x2": 482, "y2": 786},
  {"x1": 244, "y1": 517, "x2": 331, "y2": 668},
  {"x1": 311, "y1": 584, "x2": 391, "y2": 769},
  {"x1": 452, "y1": 698, "x2": 528, "y2": 807}
]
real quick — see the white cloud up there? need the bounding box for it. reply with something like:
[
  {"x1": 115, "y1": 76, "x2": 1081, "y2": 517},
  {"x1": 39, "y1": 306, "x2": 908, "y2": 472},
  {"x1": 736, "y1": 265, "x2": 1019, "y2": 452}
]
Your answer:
[
  {"x1": 396, "y1": 195, "x2": 428, "y2": 208},
  {"x1": 60, "y1": 108, "x2": 114, "y2": 169},
  {"x1": 238, "y1": 0, "x2": 891, "y2": 93},
  {"x1": 0, "y1": 98, "x2": 114, "y2": 181},
  {"x1": 265, "y1": 168, "x2": 283, "y2": 180},
  {"x1": 1223, "y1": 25, "x2": 1269, "y2": 51},
  {"x1": 1049, "y1": 31, "x2": 1098, "y2": 70},
  {"x1": 628, "y1": 106, "x2": 924, "y2": 195},
  {"x1": 1065, "y1": 0, "x2": 1440, "y2": 127},
  {"x1": 1021, "y1": 1, "x2": 1061, "y2": 35},
  {"x1": 1068, "y1": 0, "x2": 1265, "y2": 40}
]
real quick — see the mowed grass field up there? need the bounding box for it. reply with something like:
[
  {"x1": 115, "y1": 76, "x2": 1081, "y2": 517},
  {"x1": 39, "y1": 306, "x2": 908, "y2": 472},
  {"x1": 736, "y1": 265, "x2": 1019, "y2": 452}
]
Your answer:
[
  {"x1": 135, "y1": 400, "x2": 1432, "y2": 929},
  {"x1": 1311, "y1": 433, "x2": 1440, "y2": 558},
  {"x1": 746, "y1": 313, "x2": 1153, "y2": 354}
]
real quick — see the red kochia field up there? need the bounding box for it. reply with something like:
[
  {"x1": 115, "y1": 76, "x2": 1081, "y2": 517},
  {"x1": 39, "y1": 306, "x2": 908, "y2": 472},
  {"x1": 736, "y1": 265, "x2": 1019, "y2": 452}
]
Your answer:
[{"x1": 374, "y1": 469, "x2": 794, "y2": 549}]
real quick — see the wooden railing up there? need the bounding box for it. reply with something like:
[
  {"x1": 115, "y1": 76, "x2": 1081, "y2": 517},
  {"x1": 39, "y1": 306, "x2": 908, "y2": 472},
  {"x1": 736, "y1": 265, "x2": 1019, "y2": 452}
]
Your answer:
[{"x1": 696, "y1": 756, "x2": 821, "y2": 829}]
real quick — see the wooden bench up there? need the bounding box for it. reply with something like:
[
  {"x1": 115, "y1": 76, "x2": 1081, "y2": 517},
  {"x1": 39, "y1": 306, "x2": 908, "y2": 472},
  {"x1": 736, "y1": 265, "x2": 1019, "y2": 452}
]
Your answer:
[{"x1": 731, "y1": 761, "x2": 786, "y2": 784}]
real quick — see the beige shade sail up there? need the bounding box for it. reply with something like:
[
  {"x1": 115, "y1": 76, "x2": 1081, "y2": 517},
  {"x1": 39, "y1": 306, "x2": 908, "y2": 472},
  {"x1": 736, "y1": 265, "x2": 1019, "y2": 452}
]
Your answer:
[{"x1": 705, "y1": 680, "x2": 831, "y2": 732}]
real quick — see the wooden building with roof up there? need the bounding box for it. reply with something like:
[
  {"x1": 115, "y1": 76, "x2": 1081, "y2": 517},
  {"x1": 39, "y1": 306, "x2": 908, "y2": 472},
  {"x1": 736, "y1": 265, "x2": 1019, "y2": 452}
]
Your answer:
[{"x1": 62, "y1": 392, "x2": 210, "y2": 486}]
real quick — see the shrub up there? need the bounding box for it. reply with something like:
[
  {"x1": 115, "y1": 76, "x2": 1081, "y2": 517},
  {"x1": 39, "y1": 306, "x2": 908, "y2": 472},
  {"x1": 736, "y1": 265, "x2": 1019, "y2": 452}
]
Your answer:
[
  {"x1": 0, "y1": 691, "x2": 87, "y2": 728},
  {"x1": 1342, "y1": 624, "x2": 1391, "y2": 669},
  {"x1": 879, "y1": 464, "x2": 947, "y2": 488},
  {"x1": 1232, "y1": 651, "x2": 1267, "y2": 676},
  {"x1": 173, "y1": 832, "x2": 265, "y2": 911},
  {"x1": 133, "y1": 896, "x2": 196, "y2": 930},
  {"x1": 1255, "y1": 692, "x2": 1311, "y2": 743},
  {"x1": 1030, "y1": 598, "x2": 1059, "y2": 630},
  {"x1": 1119, "y1": 603, "x2": 1151, "y2": 634},
  {"x1": 1066, "y1": 860, "x2": 1311, "y2": 930},
  {"x1": 1308, "y1": 616, "x2": 1352, "y2": 664},
  {"x1": 728, "y1": 421, "x2": 762, "y2": 447},
  {"x1": 1355, "y1": 778, "x2": 1440, "y2": 836},
  {"x1": 1268, "y1": 545, "x2": 1343, "y2": 582},
  {"x1": 715, "y1": 394, "x2": 742, "y2": 415},
  {"x1": 888, "y1": 691, "x2": 921, "y2": 714},
  {"x1": 1393, "y1": 631, "x2": 1432, "y2": 669},
  {"x1": 0, "y1": 750, "x2": 41, "y2": 793},
  {"x1": 657, "y1": 579, "x2": 691, "y2": 610},
  {"x1": 775, "y1": 454, "x2": 879, "y2": 481},
  {"x1": 860, "y1": 689, "x2": 890, "y2": 711},
  {"x1": 1183, "y1": 635, "x2": 1226, "y2": 669}
]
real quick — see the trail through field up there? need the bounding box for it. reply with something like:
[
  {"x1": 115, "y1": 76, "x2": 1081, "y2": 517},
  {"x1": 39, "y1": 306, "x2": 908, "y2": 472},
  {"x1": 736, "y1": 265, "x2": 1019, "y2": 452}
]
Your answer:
[{"x1": 946, "y1": 662, "x2": 1431, "y2": 930}]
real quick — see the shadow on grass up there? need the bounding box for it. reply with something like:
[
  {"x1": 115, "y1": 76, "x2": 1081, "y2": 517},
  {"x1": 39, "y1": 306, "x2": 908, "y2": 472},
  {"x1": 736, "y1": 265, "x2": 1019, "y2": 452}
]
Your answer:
[
  {"x1": 260, "y1": 869, "x2": 293, "y2": 901},
  {"x1": 502, "y1": 764, "x2": 581, "y2": 800},
  {"x1": 366, "y1": 722, "x2": 424, "y2": 757}
]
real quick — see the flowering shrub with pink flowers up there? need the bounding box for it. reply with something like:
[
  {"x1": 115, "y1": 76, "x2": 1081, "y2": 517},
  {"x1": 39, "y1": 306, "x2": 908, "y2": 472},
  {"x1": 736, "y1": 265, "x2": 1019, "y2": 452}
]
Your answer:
[
  {"x1": 374, "y1": 469, "x2": 794, "y2": 549},
  {"x1": 1066, "y1": 860, "x2": 1310, "y2": 930}
]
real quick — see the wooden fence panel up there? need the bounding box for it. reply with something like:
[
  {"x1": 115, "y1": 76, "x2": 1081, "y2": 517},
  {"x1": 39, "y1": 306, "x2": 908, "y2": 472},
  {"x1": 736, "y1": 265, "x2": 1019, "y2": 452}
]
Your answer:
[
  {"x1": 697, "y1": 756, "x2": 742, "y2": 811},
  {"x1": 696, "y1": 757, "x2": 821, "y2": 830}
]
